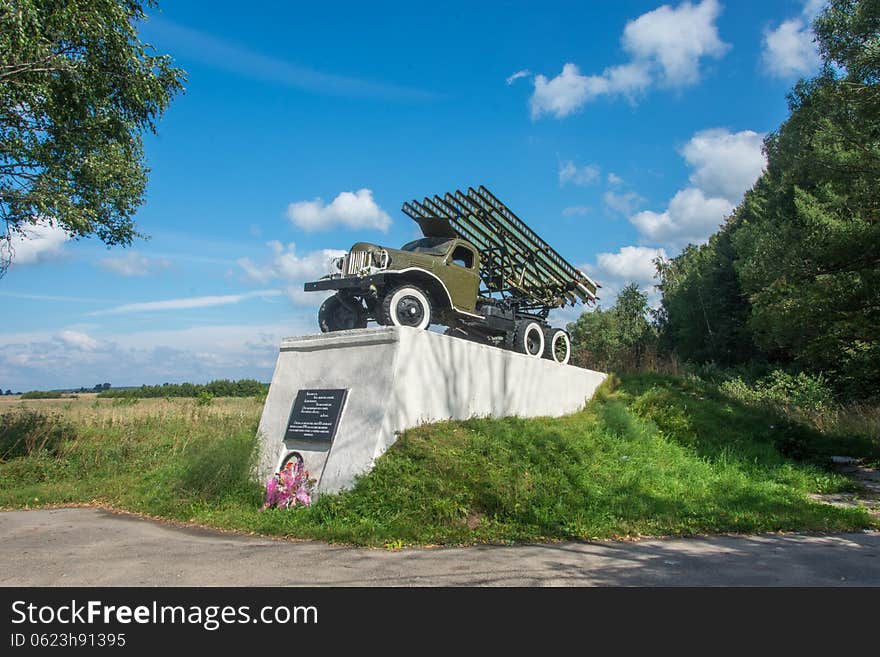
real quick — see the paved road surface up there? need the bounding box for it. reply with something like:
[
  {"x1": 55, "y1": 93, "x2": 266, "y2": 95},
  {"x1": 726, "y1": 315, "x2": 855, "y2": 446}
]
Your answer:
[{"x1": 1, "y1": 508, "x2": 878, "y2": 586}]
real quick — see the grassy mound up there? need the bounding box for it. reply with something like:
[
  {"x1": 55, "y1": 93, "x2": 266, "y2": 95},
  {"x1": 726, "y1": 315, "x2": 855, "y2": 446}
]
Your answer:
[{"x1": 0, "y1": 376, "x2": 875, "y2": 546}]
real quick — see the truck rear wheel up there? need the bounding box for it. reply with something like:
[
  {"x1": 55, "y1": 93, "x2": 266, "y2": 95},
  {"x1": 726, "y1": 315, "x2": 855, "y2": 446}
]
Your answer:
[
  {"x1": 513, "y1": 320, "x2": 545, "y2": 358},
  {"x1": 380, "y1": 285, "x2": 432, "y2": 330},
  {"x1": 318, "y1": 294, "x2": 367, "y2": 332},
  {"x1": 543, "y1": 328, "x2": 571, "y2": 364}
]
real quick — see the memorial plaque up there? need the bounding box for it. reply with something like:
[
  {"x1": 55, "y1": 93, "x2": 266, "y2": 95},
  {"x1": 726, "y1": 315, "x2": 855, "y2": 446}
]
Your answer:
[{"x1": 283, "y1": 389, "x2": 348, "y2": 443}]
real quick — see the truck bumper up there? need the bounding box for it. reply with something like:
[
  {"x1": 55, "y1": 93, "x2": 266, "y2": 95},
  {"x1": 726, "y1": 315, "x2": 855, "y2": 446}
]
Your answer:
[{"x1": 304, "y1": 275, "x2": 386, "y2": 293}]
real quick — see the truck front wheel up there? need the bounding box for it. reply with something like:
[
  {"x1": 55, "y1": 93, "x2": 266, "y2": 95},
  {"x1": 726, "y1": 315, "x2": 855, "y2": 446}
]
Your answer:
[
  {"x1": 380, "y1": 285, "x2": 432, "y2": 330},
  {"x1": 318, "y1": 294, "x2": 367, "y2": 332}
]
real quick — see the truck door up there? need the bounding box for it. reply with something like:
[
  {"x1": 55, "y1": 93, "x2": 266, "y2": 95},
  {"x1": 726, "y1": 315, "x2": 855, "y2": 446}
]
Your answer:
[{"x1": 443, "y1": 244, "x2": 480, "y2": 314}]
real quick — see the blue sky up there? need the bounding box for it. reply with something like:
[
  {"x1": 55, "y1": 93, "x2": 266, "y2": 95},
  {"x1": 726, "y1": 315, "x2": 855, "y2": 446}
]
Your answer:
[{"x1": 1, "y1": 0, "x2": 825, "y2": 390}]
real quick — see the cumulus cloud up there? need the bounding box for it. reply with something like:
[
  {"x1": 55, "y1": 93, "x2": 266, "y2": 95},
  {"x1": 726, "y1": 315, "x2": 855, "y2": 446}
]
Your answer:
[
  {"x1": 583, "y1": 245, "x2": 668, "y2": 308},
  {"x1": 528, "y1": 0, "x2": 728, "y2": 119},
  {"x1": 1, "y1": 220, "x2": 70, "y2": 267},
  {"x1": 530, "y1": 63, "x2": 610, "y2": 119},
  {"x1": 628, "y1": 128, "x2": 766, "y2": 249},
  {"x1": 238, "y1": 241, "x2": 345, "y2": 305},
  {"x1": 55, "y1": 330, "x2": 100, "y2": 351},
  {"x1": 98, "y1": 251, "x2": 173, "y2": 277},
  {"x1": 559, "y1": 160, "x2": 600, "y2": 187},
  {"x1": 762, "y1": 20, "x2": 820, "y2": 78},
  {"x1": 681, "y1": 128, "x2": 766, "y2": 200},
  {"x1": 596, "y1": 245, "x2": 668, "y2": 283},
  {"x1": 287, "y1": 189, "x2": 391, "y2": 232},
  {"x1": 622, "y1": 0, "x2": 729, "y2": 86},
  {"x1": 607, "y1": 173, "x2": 624, "y2": 185},
  {"x1": 761, "y1": 1, "x2": 824, "y2": 78},
  {"x1": 0, "y1": 321, "x2": 316, "y2": 391},
  {"x1": 631, "y1": 188, "x2": 735, "y2": 249}
]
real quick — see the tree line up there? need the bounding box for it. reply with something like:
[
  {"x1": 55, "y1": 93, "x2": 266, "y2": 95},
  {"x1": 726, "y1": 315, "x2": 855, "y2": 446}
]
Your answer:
[
  {"x1": 569, "y1": 0, "x2": 879, "y2": 400},
  {"x1": 97, "y1": 379, "x2": 268, "y2": 399}
]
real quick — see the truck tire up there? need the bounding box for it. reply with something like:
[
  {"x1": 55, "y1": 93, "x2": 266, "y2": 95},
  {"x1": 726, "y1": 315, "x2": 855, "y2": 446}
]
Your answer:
[
  {"x1": 380, "y1": 285, "x2": 432, "y2": 330},
  {"x1": 513, "y1": 320, "x2": 544, "y2": 358},
  {"x1": 318, "y1": 294, "x2": 367, "y2": 332},
  {"x1": 543, "y1": 328, "x2": 571, "y2": 364}
]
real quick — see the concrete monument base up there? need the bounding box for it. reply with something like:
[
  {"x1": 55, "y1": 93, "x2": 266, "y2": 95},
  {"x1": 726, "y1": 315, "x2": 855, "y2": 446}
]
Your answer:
[{"x1": 256, "y1": 326, "x2": 607, "y2": 494}]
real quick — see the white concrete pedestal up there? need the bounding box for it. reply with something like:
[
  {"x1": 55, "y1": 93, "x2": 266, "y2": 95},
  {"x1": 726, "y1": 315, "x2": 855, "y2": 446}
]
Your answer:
[{"x1": 256, "y1": 326, "x2": 606, "y2": 494}]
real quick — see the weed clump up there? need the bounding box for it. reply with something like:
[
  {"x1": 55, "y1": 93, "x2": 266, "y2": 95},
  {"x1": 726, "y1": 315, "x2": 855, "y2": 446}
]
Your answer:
[{"x1": 0, "y1": 411, "x2": 75, "y2": 460}]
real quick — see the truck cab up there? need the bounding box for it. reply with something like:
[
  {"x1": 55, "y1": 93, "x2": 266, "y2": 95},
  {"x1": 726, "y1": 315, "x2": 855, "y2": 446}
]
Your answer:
[{"x1": 399, "y1": 237, "x2": 481, "y2": 314}]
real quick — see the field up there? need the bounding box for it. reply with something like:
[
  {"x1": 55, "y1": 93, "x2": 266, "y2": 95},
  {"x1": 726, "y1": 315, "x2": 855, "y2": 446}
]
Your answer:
[{"x1": 0, "y1": 375, "x2": 877, "y2": 547}]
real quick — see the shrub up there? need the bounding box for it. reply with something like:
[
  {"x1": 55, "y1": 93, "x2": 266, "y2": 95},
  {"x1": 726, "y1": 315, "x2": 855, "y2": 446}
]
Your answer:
[
  {"x1": 0, "y1": 411, "x2": 74, "y2": 460},
  {"x1": 111, "y1": 396, "x2": 139, "y2": 407},
  {"x1": 720, "y1": 370, "x2": 835, "y2": 412},
  {"x1": 19, "y1": 391, "x2": 66, "y2": 400}
]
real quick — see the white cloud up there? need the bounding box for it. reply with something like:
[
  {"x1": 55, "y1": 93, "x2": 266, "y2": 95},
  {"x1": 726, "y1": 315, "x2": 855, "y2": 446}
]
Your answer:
[
  {"x1": 582, "y1": 245, "x2": 668, "y2": 308},
  {"x1": 621, "y1": 0, "x2": 729, "y2": 86},
  {"x1": 530, "y1": 64, "x2": 605, "y2": 119},
  {"x1": 681, "y1": 128, "x2": 766, "y2": 199},
  {"x1": 90, "y1": 290, "x2": 282, "y2": 316},
  {"x1": 762, "y1": 18, "x2": 820, "y2": 78},
  {"x1": 1, "y1": 220, "x2": 70, "y2": 267},
  {"x1": 55, "y1": 330, "x2": 100, "y2": 351},
  {"x1": 505, "y1": 69, "x2": 531, "y2": 85},
  {"x1": 562, "y1": 206, "x2": 591, "y2": 217},
  {"x1": 761, "y1": 1, "x2": 824, "y2": 78},
  {"x1": 607, "y1": 173, "x2": 624, "y2": 185},
  {"x1": 631, "y1": 187, "x2": 734, "y2": 249},
  {"x1": 626, "y1": 128, "x2": 766, "y2": 249},
  {"x1": 583, "y1": 245, "x2": 668, "y2": 308},
  {"x1": 98, "y1": 251, "x2": 172, "y2": 277},
  {"x1": 528, "y1": 0, "x2": 728, "y2": 119},
  {"x1": 603, "y1": 190, "x2": 645, "y2": 216},
  {"x1": 287, "y1": 188, "x2": 391, "y2": 232},
  {"x1": 238, "y1": 241, "x2": 346, "y2": 306},
  {"x1": 238, "y1": 241, "x2": 339, "y2": 283},
  {"x1": 0, "y1": 321, "x2": 319, "y2": 390},
  {"x1": 596, "y1": 245, "x2": 668, "y2": 283},
  {"x1": 559, "y1": 160, "x2": 600, "y2": 186}
]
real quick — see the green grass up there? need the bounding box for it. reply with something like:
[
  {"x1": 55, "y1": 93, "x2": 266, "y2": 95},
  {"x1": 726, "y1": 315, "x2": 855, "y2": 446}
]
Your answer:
[{"x1": 0, "y1": 376, "x2": 875, "y2": 546}]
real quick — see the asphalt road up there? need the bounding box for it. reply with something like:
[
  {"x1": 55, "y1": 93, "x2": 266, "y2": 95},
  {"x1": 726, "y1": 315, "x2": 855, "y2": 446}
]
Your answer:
[{"x1": 1, "y1": 508, "x2": 879, "y2": 586}]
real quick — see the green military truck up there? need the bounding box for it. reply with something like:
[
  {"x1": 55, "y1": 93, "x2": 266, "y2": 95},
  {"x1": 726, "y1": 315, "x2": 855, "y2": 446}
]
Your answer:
[{"x1": 304, "y1": 186, "x2": 599, "y2": 364}]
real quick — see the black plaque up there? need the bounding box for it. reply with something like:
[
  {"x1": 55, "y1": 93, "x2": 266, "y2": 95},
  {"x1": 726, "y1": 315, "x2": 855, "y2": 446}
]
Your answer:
[{"x1": 283, "y1": 389, "x2": 348, "y2": 443}]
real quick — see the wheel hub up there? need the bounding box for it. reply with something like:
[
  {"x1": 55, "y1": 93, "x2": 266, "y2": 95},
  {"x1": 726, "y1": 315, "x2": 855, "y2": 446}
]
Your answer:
[
  {"x1": 396, "y1": 296, "x2": 424, "y2": 327},
  {"x1": 527, "y1": 334, "x2": 540, "y2": 354}
]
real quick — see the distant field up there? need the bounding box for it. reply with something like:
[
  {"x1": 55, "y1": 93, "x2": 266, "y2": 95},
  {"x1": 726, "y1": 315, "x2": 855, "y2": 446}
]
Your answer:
[
  {"x1": 0, "y1": 394, "x2": 261, "y2": 421},
  {"x1": 0, "y1": 393, "x2": 97, "y2": 405},
  {"x1": 0, "y1": 375, "x2": 876, "y2": 546}
]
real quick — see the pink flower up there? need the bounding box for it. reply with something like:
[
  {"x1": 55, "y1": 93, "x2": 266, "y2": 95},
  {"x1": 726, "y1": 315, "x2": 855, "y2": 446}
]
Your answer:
[{"x1": 261, "y1": 456, "x2": 313, "y2": 510}]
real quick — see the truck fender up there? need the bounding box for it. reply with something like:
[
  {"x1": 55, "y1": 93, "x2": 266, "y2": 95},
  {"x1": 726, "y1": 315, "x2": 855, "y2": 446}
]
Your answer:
[{"x1": 383, "y1": 269, "x2": 482, "y2": 318}]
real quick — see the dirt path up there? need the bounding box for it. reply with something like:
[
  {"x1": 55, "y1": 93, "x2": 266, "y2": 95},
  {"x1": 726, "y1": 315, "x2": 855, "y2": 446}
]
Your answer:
[
  {"x1": 1, "y1": 508, "x2": 879, "y2": 586},
  {"x1": 810, "y1": 457, "x2": 880, "y2": 517}
]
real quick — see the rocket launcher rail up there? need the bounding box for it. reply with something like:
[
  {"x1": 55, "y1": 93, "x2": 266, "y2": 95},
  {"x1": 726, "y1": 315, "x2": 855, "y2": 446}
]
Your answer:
[{"x1": 402, "y1": 185, "x2": 599, "y2": 309}]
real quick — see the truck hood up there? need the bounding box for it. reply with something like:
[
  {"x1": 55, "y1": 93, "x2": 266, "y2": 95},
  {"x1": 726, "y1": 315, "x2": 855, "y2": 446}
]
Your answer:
[{"x1": 348, "y1": 242, "x2": 441, "y2": 271}]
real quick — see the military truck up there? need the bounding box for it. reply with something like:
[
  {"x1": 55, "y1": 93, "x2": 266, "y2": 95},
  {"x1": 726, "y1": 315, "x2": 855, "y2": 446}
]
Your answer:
[{"x1": 304, "y1": 186, "x2": 599, "y2": 364}]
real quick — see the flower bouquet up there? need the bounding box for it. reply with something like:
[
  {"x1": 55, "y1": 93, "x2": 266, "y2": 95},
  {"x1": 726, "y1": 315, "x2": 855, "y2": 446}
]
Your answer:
[{"x1": 262, "y1": 454, "x2": 314, "y2": 509}]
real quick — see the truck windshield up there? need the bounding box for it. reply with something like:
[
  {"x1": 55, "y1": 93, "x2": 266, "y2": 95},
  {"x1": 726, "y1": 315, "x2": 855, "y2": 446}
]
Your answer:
[{"x1": 400, "y1": 237, "x2": 454, "y2": 255}]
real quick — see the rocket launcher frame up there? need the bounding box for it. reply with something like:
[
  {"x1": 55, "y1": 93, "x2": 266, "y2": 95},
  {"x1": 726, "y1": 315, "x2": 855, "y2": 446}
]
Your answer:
[{"x1": 402, "y1": 185, "x2": 599, "y2": 312}]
